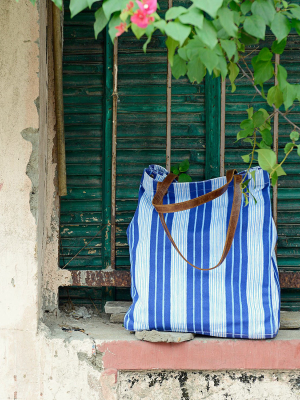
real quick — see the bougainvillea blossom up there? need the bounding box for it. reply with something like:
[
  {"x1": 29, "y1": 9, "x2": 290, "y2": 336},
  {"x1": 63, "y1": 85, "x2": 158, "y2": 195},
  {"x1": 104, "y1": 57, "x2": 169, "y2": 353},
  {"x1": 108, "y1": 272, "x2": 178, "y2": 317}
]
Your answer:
[
  {"x1": 131, "y1": 9, "x2": 154, "y2": 28},
  {"x1": 136, "y1": 0, "x2": 157, "y2": 14},
  {"x1": 115, "y1": 22, "x2": 127, "y2": 37},
  {"x1": 125, "y1": 1, "x2": 134, "y2": 11}
]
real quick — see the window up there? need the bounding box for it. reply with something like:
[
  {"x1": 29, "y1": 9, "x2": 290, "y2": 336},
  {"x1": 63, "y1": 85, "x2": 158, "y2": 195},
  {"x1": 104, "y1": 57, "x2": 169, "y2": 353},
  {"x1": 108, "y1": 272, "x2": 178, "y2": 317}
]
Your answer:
[{"x1": 59, "y1": 0, "x2": 300, "y2": 312}]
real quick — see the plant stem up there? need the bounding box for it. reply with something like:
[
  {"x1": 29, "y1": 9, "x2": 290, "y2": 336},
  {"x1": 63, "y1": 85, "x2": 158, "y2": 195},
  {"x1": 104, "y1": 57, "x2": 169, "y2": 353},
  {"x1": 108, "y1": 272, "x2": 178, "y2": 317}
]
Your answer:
[
  {"x1": 237, "y1": 63, "x2": 300, "y2": 132},
  {"x1": 271, "y1": 144, "x2": 294, "y2": 176}
]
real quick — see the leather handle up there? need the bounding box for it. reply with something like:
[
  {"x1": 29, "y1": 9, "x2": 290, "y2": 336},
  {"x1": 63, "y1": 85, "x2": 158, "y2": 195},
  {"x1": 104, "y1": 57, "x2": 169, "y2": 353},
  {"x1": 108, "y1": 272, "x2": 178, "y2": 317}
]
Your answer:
[{"x1": 152, "y1": 170, "x2": 243, "y2": 271}]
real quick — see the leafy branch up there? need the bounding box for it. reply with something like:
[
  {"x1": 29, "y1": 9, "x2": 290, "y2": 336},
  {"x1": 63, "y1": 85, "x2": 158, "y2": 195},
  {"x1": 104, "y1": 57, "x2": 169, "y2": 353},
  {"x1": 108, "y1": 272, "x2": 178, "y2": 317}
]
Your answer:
[{"x1": 20, "y1": 0, "x2": 300, "y2": 186}]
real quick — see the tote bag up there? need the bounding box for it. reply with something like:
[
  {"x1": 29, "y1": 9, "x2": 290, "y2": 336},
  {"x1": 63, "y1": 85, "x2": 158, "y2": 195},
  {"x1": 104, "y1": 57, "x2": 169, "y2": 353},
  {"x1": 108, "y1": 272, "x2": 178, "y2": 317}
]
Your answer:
[{"x1": 124, "y1": 165, "x2": 280, "y2": 339}]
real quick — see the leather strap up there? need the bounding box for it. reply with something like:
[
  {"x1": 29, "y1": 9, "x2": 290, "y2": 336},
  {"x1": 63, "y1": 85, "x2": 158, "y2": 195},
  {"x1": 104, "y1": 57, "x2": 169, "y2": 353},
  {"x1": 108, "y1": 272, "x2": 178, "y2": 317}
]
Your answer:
[{"x1": 152, "y1": 170, "x2": 243, "y2": 271}]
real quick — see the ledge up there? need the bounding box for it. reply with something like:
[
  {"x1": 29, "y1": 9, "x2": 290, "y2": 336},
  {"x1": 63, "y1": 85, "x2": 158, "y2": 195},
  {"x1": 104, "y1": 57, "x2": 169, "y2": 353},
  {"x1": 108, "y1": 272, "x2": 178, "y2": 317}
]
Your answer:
[{"x1": 44, "y1": 314, "x2": 300, "y2": 371}]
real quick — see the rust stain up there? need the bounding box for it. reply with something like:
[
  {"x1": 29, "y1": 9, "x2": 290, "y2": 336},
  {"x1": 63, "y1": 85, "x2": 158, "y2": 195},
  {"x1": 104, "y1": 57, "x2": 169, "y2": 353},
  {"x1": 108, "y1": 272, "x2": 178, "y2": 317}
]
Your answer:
[
  {"x1": 70, "y1": 270, "x2": 130, "y2": 287},
  {"x1": 279, "y1": 271, "x2": 300, "y2": 288},
  {"x1": 0, "y1": 183, "x2": 3, "y2": 191}
]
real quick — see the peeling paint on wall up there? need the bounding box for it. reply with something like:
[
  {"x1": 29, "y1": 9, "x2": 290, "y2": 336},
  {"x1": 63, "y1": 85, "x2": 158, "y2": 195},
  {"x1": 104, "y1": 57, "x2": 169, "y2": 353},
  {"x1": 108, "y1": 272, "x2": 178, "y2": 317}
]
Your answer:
[{"x1": 21, "y1": 127, "x2": 39, "y2": 222}]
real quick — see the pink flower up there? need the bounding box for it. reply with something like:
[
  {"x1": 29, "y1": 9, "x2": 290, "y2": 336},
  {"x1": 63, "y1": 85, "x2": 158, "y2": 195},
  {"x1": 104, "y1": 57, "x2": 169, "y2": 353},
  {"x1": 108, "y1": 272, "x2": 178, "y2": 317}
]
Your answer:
[
  {"x1": 131, "y1": 9, "x2": 152, "y2": 28},
  {"x1": 136, "y1": 0, "x2": 157, "y2": 14},
  {"x1": 115, "y1": 22, "x2": 127, "y2": 37},
  {"x1": 125, "y1": 1, "x2": 134, "y2": 11}
]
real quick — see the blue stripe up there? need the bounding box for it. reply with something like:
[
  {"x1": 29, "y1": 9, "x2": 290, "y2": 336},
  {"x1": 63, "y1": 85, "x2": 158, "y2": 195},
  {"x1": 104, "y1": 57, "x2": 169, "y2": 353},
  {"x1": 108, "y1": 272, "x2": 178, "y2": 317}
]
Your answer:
[
  {"x1": 186, "y1": 183, "x2": 197, "y2": 332},
  {"x1": 233, "y1": 196, "x2": 242, "y2": 337},
  {"x1": 201, "y1": 179, "x2": 212, "y2": 334},
  {"x1": 225, "y1": 182, "x2": 234, "y2": 336},
  {"x1": 163, "y1": 188, "x2": 175, "y2": 331},
  {"x1": 261, "y1": 172, "x2": 272, "y2": 336}
]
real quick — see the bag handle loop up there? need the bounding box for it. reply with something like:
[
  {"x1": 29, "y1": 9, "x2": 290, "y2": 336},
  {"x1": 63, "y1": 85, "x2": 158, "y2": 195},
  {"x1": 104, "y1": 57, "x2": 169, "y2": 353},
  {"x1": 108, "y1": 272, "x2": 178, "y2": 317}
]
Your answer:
[{"x1": 152, "y1": 170, "x2": 243, "y2": 271}]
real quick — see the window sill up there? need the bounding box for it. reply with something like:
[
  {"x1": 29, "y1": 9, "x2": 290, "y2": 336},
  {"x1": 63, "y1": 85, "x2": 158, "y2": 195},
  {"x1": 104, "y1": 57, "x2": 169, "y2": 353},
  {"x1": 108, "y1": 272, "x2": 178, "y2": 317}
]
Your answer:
[{"x1": 44, "y1": 314, "x2": 300, "y2": 371}]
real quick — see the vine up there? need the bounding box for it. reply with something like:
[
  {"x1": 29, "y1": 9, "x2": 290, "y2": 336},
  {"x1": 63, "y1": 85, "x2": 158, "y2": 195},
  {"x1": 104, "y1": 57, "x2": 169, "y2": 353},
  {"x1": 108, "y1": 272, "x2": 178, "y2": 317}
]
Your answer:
[{"x1": 21, "y1": 0, "x2": 300, "y2": 186}]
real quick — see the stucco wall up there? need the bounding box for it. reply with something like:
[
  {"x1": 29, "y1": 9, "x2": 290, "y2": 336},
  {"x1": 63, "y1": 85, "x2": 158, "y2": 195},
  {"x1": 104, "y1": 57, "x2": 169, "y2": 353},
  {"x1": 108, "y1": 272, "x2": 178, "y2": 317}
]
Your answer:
[{"x1": 0, "y1": 1, "x2": 300, "y2": 400}]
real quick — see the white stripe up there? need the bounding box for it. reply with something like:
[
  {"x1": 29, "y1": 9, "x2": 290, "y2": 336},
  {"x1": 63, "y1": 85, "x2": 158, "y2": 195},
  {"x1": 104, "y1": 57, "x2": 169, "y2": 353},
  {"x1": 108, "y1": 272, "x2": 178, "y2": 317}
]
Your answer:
[
  {"x1": 246, "y1": 169, "x2": 265, "y2": 338},
  {"x1": 209, "y1": 177, "x2": 228, "y2": 337},
  {"x1": 170, "y1": 184, "x2": 190, "y2": 332}
]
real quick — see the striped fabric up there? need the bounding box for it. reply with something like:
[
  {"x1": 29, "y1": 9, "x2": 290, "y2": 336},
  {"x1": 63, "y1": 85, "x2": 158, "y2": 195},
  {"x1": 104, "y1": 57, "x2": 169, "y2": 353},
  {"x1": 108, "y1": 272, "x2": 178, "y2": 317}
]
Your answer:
[{"x1": 124, "y1": 165, "x2": 280, "y2": 339}]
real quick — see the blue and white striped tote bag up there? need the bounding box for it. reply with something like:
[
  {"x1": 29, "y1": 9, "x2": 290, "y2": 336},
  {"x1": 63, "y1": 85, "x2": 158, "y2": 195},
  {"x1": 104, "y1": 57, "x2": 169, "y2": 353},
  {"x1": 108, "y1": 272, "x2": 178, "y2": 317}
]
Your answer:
[{"x1": 124, "y1": 165, "x2": 280, "y2": 339}]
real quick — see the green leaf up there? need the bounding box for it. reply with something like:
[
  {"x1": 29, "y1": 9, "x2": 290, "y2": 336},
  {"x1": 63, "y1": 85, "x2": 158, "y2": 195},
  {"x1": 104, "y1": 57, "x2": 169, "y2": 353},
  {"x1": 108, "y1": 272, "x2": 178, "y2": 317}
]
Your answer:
[
  {"x1": 192, "y1": 0, "x2": 223, "y2": 18},
  {"x1": 70, "y1": 0, "x2": 89, "y2": 18},
  {"x1": 253, "y1": 110, "x2": 265, "y2": 127},
  {"x1": 171, "y1": 166, "x2": 180, "y2": 174},
  {"x1": 218, "y1": 7, "x2": 238, "y2": 37},
  {"x1": 187, "y1": 58, "x2": 206, "y2": 83},
  {"x1": 237, "y1": 128, "x2": 253, "y2": 140},
  {"x1": 277, "y1": 65, "x2": 288, "y2": 90},
  {"x1": 247, "y1": 107, "x2": 254, "y2": 119},
  {"x1": 143, "y1": 25, "x2": 155, "y2": 53},
  {"x1": 271, "y1": 171, "x2": 278, "y2": 186},
  {"x1": 166, "y1": 37, "x2": 179, "y2": 66},
  {"x1": 290, "y1": 131, "x2": 300, "y2": 141},
  {"x1": 284, "y1": 142, "x2": 294, "y2": 154},
  {"x1": 241, "y1": 154, "x2": 250, "y2": 162},
  {"x1": 240, "y1": 119, "x2": 254, "y2": 130},
  {"x1": 154, "y1": 20, "x2": 167, "y2": 34},
  {"x1": 198, "y1": 48, "x2": 219, "y2": 75},
  {"x1": 172, "y1": 55, "x2": 187, "y2": 79},
  {"x1": 103, "y1": 0, "x2": 127, "y2": 20},
  {"x1": 179, "y1": 8, "x2": 204, "y2": 29},
  {"x1": 243, "y1": 138, "x2": 254, "y2": 144},
  {"x1": 256, "y1": 48, "x2": 273, "y2": 62},
  {"x1": 271, "y1": 38, "x2": 287, "y2": 54},
  {"x1": 257, "y1": 140, "x2": 271, "y2": 149},
  {"x1": 260, "y1": 129, "x2": 273, "y2": 146},
  {"x1": 220, "y1": 39, "x2": 236, "y2": 60},
  {"x1": 108, "y1": 13, "x2": 121, "y2": 42},
  {"x1": 274, "y1": 164, "x2": 286, "y2": 177},
  {"x1": 195, "y1": 19, "x2": 218, "y2": 49},
  {"x1": 179, "y1": 159, "x2": 190, "y2": 172},
  {"x1": 52, "y1": 0, "x2": 62, "y2": 9},
  {"x1": 283, "y1": 83, "x2": 297, "y2": 110},
  {"x1": 250, "y1": 170, "x2": 256, "y2": 187},
  {"x1": 216, "y1": 53, "x2": 228, "y2": 79},
  {"x1": 165, "y1": 22, "x2": 191, "y2": 46},
  {"x1": 271, "y1": 13, "x2": 291, "y2": 42},
  {"x1": 290, "y1": 5, "x2": 300, "y2": 19},
  {"x1": 297, "y1": 145, "x2": 300, "y2": 157},
  {"x1": 228, "y1": 61, "x2": 239, "y2": 92},
  {"x1": 178, "y1": 173, "x2": 192, "y2": 182},
  {"x1": 244, "y1": 15, "x2": 266, "y2": 40},
  {"x1": 267, "y1": 85, "x2": 283, "y2": 108},
  {"x1": 165, "y1": 6, "x2": 187, "y2": 20},
  {"x1": 94, "y1": 7, "x2": 109, "y2": 39},
  {"x1": 240, "y1": 30, "x2": 259, "y2": 45},
  {"x1": 251, "y1": 0, "x2": 276, "y2": 26},
  {"x1": 241, "y1": 0, "x2": 252, "y2": 15},
  {"x1": 132, "y1": 23, "x2": 147, "y2": 39},
  {"x1": 253, "y1": 60, "x2": 274, "y2": 85},
  {"x1": 256, "y1": 149, "x2": 277, "y2": 173}
]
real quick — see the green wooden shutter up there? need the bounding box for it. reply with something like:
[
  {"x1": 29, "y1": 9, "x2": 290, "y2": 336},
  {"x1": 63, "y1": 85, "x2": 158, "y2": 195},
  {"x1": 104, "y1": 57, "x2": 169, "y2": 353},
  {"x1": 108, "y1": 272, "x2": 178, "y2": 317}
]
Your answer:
[
  {"x1": 59, "y1": 0, "x2": 207, "y2": 307},
  {"x1": 60, "y1": 3, "x2": 105, "y2": 306}
]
